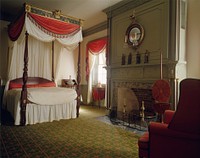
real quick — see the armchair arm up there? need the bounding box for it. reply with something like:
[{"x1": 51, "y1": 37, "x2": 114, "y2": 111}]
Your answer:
[
  {"x1": 148, "y1": 122, "x2": 200, "y2": 158},
  {"x1": 149, "y1": 122, "x2": 200, "y2": 140},
  {"x1": 163, "y1": 110, "x2": 175, "y2": 124}
]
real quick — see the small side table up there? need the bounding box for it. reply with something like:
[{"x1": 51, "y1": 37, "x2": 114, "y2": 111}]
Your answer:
[
  {"x1": 61, "y1": 79, "x2": 77, "y2": 89},
  {"x1": 92, "y1": 87, "x2": 105, "y2": 108}
]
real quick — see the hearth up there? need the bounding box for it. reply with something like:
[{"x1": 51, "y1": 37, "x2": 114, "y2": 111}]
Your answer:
[{"x1": 110, "y1": 80, "x2": 156, "y2": 124}]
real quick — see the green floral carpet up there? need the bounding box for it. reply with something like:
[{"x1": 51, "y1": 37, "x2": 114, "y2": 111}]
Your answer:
[{"x1": 1, "y1": 105, "x2": 140, "y2": 158}]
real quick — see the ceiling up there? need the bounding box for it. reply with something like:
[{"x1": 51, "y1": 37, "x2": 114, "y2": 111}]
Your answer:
[{"x1": 0, "y1": 0, "x2": 123, "y2": 30}]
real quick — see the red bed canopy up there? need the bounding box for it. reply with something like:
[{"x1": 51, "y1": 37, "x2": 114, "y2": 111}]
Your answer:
[{"x1": 8, "y1": 3, "x2": 83, "y2": 42}]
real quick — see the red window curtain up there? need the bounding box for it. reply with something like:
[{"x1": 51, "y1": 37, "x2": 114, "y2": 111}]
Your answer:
[
  {"x1": 8, "y1": 13, "x2": 26, "y2": 41},
  {"x1": 86, "y1": 37, "x2": 107, "y2": 81},
  {"x1": 28, "y1": 13, "x2": 80, "y2": 35}
]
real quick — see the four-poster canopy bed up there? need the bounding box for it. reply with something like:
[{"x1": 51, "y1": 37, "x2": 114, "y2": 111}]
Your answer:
[{"x1": 4, "y1": 4, "x2": 83, "y2": 126}]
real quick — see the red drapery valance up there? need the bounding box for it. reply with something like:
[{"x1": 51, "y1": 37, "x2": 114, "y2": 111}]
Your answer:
[
  {"x1": 28, "y1": 13, "x2": 80, "y2": 36},
  {"x1": 8, "y1": 12, "x2": 80, "y2": 41},
  {"x1": 86, "y1": 37, "x2": 107, "y2": 81},
  {"x1": 8, "y1": 13, "x2": 26, "y2": 41},
  {"x1": 87, "y1": 37, "x2": 107, "y2": 54}
]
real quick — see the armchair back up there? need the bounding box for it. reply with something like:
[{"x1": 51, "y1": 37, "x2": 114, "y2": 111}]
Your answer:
[{"x1": 168, "y1": 78, "x2": 200, "y2": 134}]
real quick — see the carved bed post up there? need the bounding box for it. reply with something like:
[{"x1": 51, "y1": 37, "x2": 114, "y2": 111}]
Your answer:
[
  {"x1": 52, "y1": 41, "x2": 55, "y2": 82},
  {"x1": 76, "y1": 42, "x2": 81, "y2": 117},
  {"x1": 20, "y1": 31, "x2": 29, "y2": 126}
]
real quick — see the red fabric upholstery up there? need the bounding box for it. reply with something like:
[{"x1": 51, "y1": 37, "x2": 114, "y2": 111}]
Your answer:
[
  {"x1": 163, "y1": 110, "x2": 174, "y2": 124},
  {"x1": 138, "y1": 78, "x2": 200, "y2": 158},
  {"x1": 138, "y1": 132, "x2": 149, "y2": 149},
  {"x1": 138, "y1": 111, "x2": 172, "y2": 158},
  {"x1": 138, "y1": 132, "x2": 149, "y2": 158},
  {"x1": 149, "y1": 122, "x2": 200, "y2": 158},
  {"x1": 153, "y1": 102, "x2": 170, "y2": 114},
  {"x1": 168, "y1": 79, "x2": 200, "y2": 134}
]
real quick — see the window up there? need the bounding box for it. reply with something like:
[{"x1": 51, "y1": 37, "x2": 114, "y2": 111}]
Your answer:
[
  {"x1": 86, "y1": 37, "x2": 107, "y2": 104},
  {"x1": 92, "y1": 50, "x2": 107, "y2": 85}
]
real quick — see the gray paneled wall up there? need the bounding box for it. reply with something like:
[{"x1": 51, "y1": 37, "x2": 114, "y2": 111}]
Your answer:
[{"x1": 104, "y1": 0, "x2": 183, "y2": 109}]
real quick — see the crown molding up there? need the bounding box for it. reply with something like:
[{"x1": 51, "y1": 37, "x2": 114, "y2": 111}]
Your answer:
[
  {"x1": 103, "y1": 0, "x2": 152, "y2": 18},
  {"x1": 83, "y1": 21, "x2": 107, "y2": 37}
]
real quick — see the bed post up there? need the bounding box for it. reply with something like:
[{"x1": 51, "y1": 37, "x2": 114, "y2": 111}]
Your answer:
[
  {"x1": 52, "y1": 41, "x2": 55, "y2": 82},
  {"x1": 76, "y1": 42, "x2": 81, "y2": 117},
  {"x1": 20, "y1": 31, "x2": 29, "y2": 126}
]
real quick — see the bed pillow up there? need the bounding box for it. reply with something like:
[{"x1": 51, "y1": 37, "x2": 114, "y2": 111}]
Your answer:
[
  {"x1": 34, "y1": 82, "x2": 56, "y2": 88},
  {"x1": 9, "y1": 82, "x2": 56, "y2": 90}
]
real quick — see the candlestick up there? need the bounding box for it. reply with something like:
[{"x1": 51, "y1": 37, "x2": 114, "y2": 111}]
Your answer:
[
  {"x1": 136, "y1": 51, "x2": 141, "y2": 64},
  {"x1": 123, "y1": 98, "x2": 126, "y2": 114},
  {"x1": 141, "y1": 101, "x2": 145, "y2": 110},
  {"x1": 144, "y1": 50, "x2": 149, "y2": 63},
  {"x1": 141, "y1": 101, "x2": 145, "y2": 119},
  {"x1": 123, "y1": 105, "x2": 126, "y2": 113},
  {"x1": 121, "y1": 54, "x2": 126, "y2": 65},
  {"x1": 124, "y1": 35, "x2": 127, "y2": 43},
  {"x1": 123, "y1": 98, "x2": 126, "y2": 106},
  {"x1": 128, "y1": 52, "x2": 132, "y2": 65}
]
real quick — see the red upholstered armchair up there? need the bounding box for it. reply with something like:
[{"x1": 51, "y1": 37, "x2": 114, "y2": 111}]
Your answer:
[{"x1": 138, "y1": 78, "x2": 200, "y2": 158}]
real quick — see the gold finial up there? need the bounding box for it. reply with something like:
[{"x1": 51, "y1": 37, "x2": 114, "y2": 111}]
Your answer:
[
  {"x1": 130, "y1": 10, "x2": 136, "y2": 23},
  {"x1": 53, "y1": 10, "x2": 61, "y2": 19},
  {"x1": 25, "y1": 4, "x2": 31, "y2": 12}
]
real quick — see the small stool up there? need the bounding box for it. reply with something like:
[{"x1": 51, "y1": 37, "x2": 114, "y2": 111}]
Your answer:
[{"x1": 138, "y1": 132, "x2": 149, "y2": 158}]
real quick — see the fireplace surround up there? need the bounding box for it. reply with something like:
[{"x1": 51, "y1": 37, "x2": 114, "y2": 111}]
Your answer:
[{"x1": 110, "y1": 80, "x2": 156, "y2": 121}]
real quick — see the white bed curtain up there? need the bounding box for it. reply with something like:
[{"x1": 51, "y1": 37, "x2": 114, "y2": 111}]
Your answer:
[
  {"x1": 7, "y1": 13, "x2": 82, "y2": 84},
  {"x1": 8, "y1": 35, "x2": 52, "y2": 80},
  {"x1": 55, "y1": 46, "x2": 78, "y2": 84}
]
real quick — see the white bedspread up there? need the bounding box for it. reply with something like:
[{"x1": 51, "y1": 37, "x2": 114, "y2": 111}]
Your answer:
[
  {"x1": 28, "y1": 87, "x2": 77, "y2": 105},
  {"x1": 4, "y1": 87, "x2": 77, "y2": 125}
]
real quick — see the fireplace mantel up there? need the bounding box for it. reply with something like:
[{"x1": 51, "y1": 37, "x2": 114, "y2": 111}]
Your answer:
[{"x1": 107, "y1": 60, "x2": 177, "y2": 69}]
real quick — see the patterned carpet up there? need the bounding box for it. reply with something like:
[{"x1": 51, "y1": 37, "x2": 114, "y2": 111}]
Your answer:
[{"x1": 1, "y1": 105, "x2": 140, "y2": 158}]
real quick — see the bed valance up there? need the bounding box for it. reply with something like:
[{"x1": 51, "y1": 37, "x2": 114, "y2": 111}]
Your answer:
[{"x1": 8, "y1": 4, "x2": 83, "y2": 45}]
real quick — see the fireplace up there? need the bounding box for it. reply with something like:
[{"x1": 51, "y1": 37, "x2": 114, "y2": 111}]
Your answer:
[
  {"x1": 131, "y1": 88, "x2": 155, "y2": 113},
  {"x1": 117, "y1": 88, "x2": 139, "y2": 120},
  {"x1": 110, "y1": 80, "x2": 156, "y2": 120}
]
